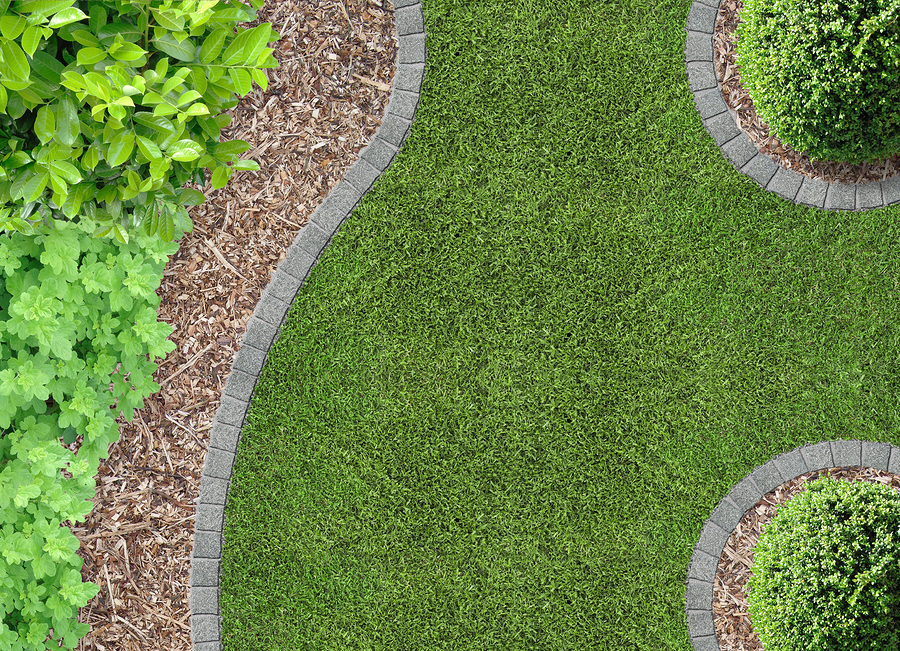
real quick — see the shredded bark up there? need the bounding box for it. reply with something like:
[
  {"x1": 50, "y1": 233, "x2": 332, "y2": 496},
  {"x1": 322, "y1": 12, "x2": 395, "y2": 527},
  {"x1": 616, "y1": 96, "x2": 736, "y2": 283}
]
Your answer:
[
  {"x1": 713, "y1": 466, "x2": 900, "y2": 651},
  {"x1": 713, "y1": 0, "x2": 900, "y2": 185},
  {"x1": 71, "y1": 1, "x2": 398, "y2": 649}
]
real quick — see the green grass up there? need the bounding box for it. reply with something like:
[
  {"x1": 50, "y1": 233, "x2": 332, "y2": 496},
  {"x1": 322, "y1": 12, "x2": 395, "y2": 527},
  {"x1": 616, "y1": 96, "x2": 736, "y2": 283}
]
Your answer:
[{"x1": 218, "y1": 0, "x2": 900, "y2": 649}]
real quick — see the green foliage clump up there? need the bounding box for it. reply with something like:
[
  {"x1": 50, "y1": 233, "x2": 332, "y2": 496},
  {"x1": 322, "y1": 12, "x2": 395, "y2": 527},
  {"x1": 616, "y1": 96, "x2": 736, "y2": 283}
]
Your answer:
[
  {"x1": 735, "y1": 0, "x2": 900, "y2": 164},
  {"x1": 747, "y1": 477, "x2": 900, "y2": 651}
]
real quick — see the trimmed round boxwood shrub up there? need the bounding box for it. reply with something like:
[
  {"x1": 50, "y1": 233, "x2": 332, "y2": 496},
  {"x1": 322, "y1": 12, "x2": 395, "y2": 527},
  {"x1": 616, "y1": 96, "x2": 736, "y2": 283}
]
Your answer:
[
  {"x1": 735, "y1": 0, "x2": 900, "y2": 164},
  {"x1": 747, "y1": 477, "x2": 900, "y2": 651}
]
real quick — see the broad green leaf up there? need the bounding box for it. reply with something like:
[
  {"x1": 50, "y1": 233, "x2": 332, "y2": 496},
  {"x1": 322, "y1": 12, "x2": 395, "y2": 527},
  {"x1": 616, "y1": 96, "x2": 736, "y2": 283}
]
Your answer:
[
  {"x1": 0, "y1": 15, "x2": 26, "y2": 40},
  {"x1": 47, "y1": 6, "x2": 87, "y2": 28},
  {"x1": 143, "y1": 202, "x2": 158, "y2": 235},
  {"x1": 213, "y1": 140, "x2": 252, "y2": 156},
  {"x1": 250, "y1": 67, "x2": 268, "y2": 92},
  {"x1": 108, "y1": 102, "x2": 126, "y2": 121},
  {"x1": 161, "y1": 66, "x2": 191, "y2": 95},
  {"x1": 97, "y1": 21, "x2": 141, "y2": 46},
  {"x1": 220, "y1": 27, "x2": 253, "y2": 65},
  {"x1": 150, "y1": 7, "x2": 184, "y2": 31},
  {"x1": 81, "y1": 146, "x2": 99, "y2": 170},
  {"x1": 89, "y1": 4, "x2": 107, "y2": 34},
  {"x1": 0, "y1": 84, "x2": 6, "y2": 113},
  {"x1": 176, "y1": 90, "x2": 201, "y2": 106},
  {"x1": 49, "y1": 161, "x2": 81, "y2": 183},
  {"x1": 166, "y1": 139, "x2": 203, "y2": 161},
  {"x1": 228, "y1": 67, "x2": 251, "y2": 96},
  {"x1": 177, "y1": 187, "x2": 205, "y2": 205},
  {"x1": 20, "y1": 25, "x2": 42, "y2": 57},
  {"x1": 76, "y1": 47, "x2": 106, "y2": 66},
  {"x1": 199, "y1": 28, "x2": 227, "y2": 63},
  {"x1": 159, "y1": 208, "x2": 174, "y2": 242},
  {"x1": 140, "y1": 91, "x2": 164, "y2": 105},
  {"x1": 112, "y1": 95, "x2": 134, "y2": 106},
  {"x1": 136, "y1": 135, "x2": 162, "y2": 160},
  {"x1": 70, "y1": 28, "x2": 101, "y2": 47},
  {"x1": 0, "y1": 41, "x2": 29, "y2": 82},
  {"x1": 30, "y1": 50, "x2": 64, "y2": 83},
  {"x1": 82, "y1": 72, "x2": 110, "y2": 101},
  {"x1": 153, "y1": 103, "x2": 177, "y2": 117},
  {"x1": 23, "y1": 171, "x2": 49, "y2": 202},
  {"x1": 49, "y1": 172, "x2": 67, "y2": 197},
  {"x1": 90, "y1": 103, "x2": 107, "y2": 119},
  {"x1": 34, "y1": 104, "x2": 55, "y2": 144},
  {"x1": 189, "y1": 65, "x2": 207, "y2": 95},
  {"x1": 149, "y1": 156, "x2": 169, "y2": 179},
  {"x1": 211, "y1": 165, "x2": 231, "y2": 189},
  {"x1": 13, "y1": 0, "x2": 76, "y2": 14},
  {"x1": 111, "y1": 42, "x2": 147, "y2": 62},
  {"x1": 112, "y1": 221, "x2": 128, "y2": 244},
  {"x1": 207, "y1": 65, "x2": 224, "y2": 82},
  {"x1": 243, "y1": 23, "x2": 275, "y2": 62},
  {"x1": 105, "y1": 131, "x2": 135, "y2": 167},
  {"x1": 153, "y1": 32, "x2": 195, "y2": 61},
  {"x1": 130, "y1": 74, "x2": 145, "y2": 93},
  {"x1": 182, "y1": 103, "x2": 209, "y2": 117},
  {"x1": 133, "y1": 112, "x2": 176, "y2": 133},
  {"x1": 232, "y1": 159, "x2": 260, "y2": 171}
]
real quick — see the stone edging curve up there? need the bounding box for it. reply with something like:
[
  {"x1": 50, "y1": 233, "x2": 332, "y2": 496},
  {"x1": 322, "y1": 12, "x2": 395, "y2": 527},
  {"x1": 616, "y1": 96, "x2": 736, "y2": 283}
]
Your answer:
[
  {"x1": 187, "y1": 2, "x2": 427, "y2": 648},
  {"x1": 684, "y1": 0, "x2": 900, "y2": 211},
  {"x1": 686, "y1": 439, "x2": 900, "y2": 651}
]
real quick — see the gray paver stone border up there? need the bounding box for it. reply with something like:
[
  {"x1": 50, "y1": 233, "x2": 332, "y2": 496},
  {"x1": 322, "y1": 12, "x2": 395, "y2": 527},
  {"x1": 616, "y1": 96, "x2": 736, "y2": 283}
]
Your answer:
[
  {"x1": 684, "y1": 0, "x2": 899, "y2": 211},
  {"x1": 188, "y1": 4, "x2": 427, "y2": 648},
  {"x1": 686, "y1": 440, "x2": 900, "y2": 650}
]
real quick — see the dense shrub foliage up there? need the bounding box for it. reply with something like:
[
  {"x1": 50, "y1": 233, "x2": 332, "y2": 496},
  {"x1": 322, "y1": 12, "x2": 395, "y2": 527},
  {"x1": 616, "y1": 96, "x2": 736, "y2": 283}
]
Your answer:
[
  {"x1": 747, "y1": 478, "x2": 900, "y2": 651},
  {"x1": 0, "y1": 0, "x2": 280, "y2": 648},
  {"x1": 735, "y1": 0, "x2": 900, "y2": 164}
]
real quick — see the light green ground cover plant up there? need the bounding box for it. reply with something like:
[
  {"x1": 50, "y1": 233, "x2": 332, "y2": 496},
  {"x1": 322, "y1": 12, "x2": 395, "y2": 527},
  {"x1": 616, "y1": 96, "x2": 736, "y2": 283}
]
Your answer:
[
  {"x1": 0, "y1": 0, "x2": 279, "y2": 648},
  {"x1": 219, "y1": 0, "x2": 900, "y2": 649},
  {"x1": 748, "y1": 478, "x2": 900, "y2": 651}
]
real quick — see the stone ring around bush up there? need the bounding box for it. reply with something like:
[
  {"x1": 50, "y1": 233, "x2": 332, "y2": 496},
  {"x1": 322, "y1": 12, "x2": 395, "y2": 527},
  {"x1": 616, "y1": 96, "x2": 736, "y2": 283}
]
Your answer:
[{"x1": 685, "y1": 440, "x2": 900, "y2": 651}]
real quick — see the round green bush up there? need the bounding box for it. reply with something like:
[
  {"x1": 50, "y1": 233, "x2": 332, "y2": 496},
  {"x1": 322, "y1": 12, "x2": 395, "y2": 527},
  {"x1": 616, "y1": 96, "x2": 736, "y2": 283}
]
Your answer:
[
  {"x1": 735, "y1": 0, "x2": 900, "y2": 164},
  {"x1": 747, "y1": 477, "x2": 900, "y2": 651}
]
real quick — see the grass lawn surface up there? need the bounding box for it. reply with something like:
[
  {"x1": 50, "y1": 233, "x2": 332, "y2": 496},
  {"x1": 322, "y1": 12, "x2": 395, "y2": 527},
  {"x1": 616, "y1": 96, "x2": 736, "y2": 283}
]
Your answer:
[{"x1": 219, "y1": 0, "x2": 900, "y2": 648}]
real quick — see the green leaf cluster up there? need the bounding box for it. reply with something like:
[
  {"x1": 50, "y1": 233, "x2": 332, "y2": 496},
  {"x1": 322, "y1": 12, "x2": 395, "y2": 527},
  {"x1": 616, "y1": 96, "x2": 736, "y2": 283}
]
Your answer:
[
  {"x1": 0, "y1": 0, "x2": 278, "y2": 243},
  {"x1": 0, "y1": 216, "x2": 179, "y2": 650},
  {"x1": 747, "y1": 477, "x2": 900, "y2": 651},
  {"x1": 736, "y1": 0, "x2": 900, "y2": 164}
]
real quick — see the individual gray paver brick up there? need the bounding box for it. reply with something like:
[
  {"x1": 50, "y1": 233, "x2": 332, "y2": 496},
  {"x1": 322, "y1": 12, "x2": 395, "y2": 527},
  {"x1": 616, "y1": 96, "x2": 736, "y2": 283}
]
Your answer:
[
  {"x1": 252, "y1": 291, "x2": 291, "y2": 327},
  {"x1": 360, "y1": 137, "x2": 398, "y2": 172},
  {"x1": 862, "y1": 441, "x2": 892, "y2": 471},
  {"x1": 727, "y1": 474, "x2": 762, "y2": 514},
  {"x1": 824, "y1": 182, "x2": 856, "y2": 211},
  {"x1": 312, "y1": 181, "x2": 361, "y2": 233},
  {"x1": 831, "y1": 439, "x2": 862, "y2": 467},
  {"x1": 884, "y1": 174, "x2": 900, "y2": 205},
  {"x1": 686, "y1": 2, "x2": 717, "y2": 32},
  {"x1": 749, "y1": 461, "x2": 785, "y2": 495},
  {"x1": 709, "y1": 496, "x2": 742, "y2": 534},
  {"x1": 198, "y1": 475, "x2": 229, "y2": 506},
  {"x1": 377, "y1": 113, "x2": 413, "y2": 147},
  {"x1": 387, "y1": 88, "x2": 420, "y2": 120},
  {"x1": 265, "y1": 269, "x2": 302, "y2": 303},
  {"x1": 772, "y1": 447, "x2": 808, "y2": 481},
  {"x1": 395, "y1": 62, "x2": 426, "y2": 92},
  {"x1": 191, "y1": 531, "x2": 222, "y2": 559},
  {"x1": 277, "y1": 242, "x2": 317, "y2": 281},
  {"x1": 684, "y1": 30, "x2": 713, "y2": 63},
  {"x1": 343, "y1": 158, "x2": 381, "y2": 195},
  {"x1": 697, "y1": 520, "x2": 730, "y2": 558},
  {"x1": 242, "y1": 317, "x2": 278, "y2": 352},
  {"x1": 889, "y1": 446, "x2": 900, "y2": 474},
  {"x1": 190, "y1": 558, "x2": 220, "y2": 587},
  {"x1": 703, "y1": 111, "x2": 741, "y2": 147},
  {"x1": 766, "y1": 166, "x2": 803, "y2": 202},
  {"x1": 720, "y1": 132, "x2": 757, "y2": 170},
  {"x1": 399, "y1": 33, "x2": 426, "y2": 64},
  {"x1": 800, "y1": 441, "x2": 834, "y2": 470},
  {"x1": 687, "y1": 549, "x2": 717, "y2": 581},
  {"x1": 223, "y1": 368, "x2": 257, "y2": 402},
  {"x1": 690, "y1": 635, "x2": 719, "y2": 651},
  {"x1": 687, "y1": 61, "x2": 717, "y2": 92},
  {"x1": 687, "y1": 609, "x2": 715, "y2": 638},
  {"x1": 193, "y1": 642, "x2": 221, "y2": 651},
  {"x1": 196, "y1": 503, "x2": 225, "y2": 532},
  {"x1": 232, "y1": 344, "x2": 267, "y2": 377},
  {"x1": 858, "y1": 181, "x2": 884, "y2": 210},
  {"x1": 190, "y1": 587, "x2": 219, "y2": 615},
  {"x1": 685, "y1": 579, "x2": 713, "y2": 610},
  {"x1": 191, "y1": 615, "x2": 220, "y2": 644},
  {"x1": 692, "y1": 87, "x2": 727, "y2": 120},
  {"x1": 208, "y1": 422, "x2": 241, "y2": 453},
  {"x1": 392, "y1": 0, "x2": 420, "y2": 7},
  {"x1": 795, "y1": 175, "x2": 829, "y2": 208},
  {"x1": 741, "y1": 152, "x2": 779, "y2": 190},
  {"x1": 214, "y1": 395, "x2": 248, "y2": 428},
  {"x1": 395, "y1": 4, "x2": 425, "y2": 36},
  {"x1": 295, "y1": 221, "x2": 331, "y2": 258},
  {"x1": 203, "y1": 448, "x2": 235, "y2": 480}
]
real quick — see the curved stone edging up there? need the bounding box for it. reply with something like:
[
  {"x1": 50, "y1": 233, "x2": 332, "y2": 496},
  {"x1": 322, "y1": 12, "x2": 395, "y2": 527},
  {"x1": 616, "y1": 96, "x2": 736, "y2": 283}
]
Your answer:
[
  {"x1": 684, "y1": 0, "x2": 900, "y2": 211},
  {"x1": 686, "y1": 440, "x2": 900, "y2": 651},
  {"x1": 187, "y1": 2, "x2": 427, "y2": 648}
]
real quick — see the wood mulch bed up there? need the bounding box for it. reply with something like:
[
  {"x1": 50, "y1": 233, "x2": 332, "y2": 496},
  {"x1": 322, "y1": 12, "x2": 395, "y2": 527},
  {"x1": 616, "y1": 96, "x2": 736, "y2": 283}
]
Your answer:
[
  {"x1": 713, "y1": 0, "x2": 900, "y2": 186},
  {"x1": 71, "y1": 1, "x2": 398, "y2": 649},
  {"x1": 713, "y1": 465, "x2": 900, "y2": 651}
]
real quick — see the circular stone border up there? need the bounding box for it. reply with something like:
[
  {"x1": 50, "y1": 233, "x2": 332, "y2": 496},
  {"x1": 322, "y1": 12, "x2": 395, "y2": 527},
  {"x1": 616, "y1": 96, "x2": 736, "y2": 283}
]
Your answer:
[
  {"x1": 684, "y1": 0, "x2": 900, "y2": 212},
  {"x1": 187, "y1": 2, "x2": 427, "y2": 649},
  {"x1": 685, "y1": 439, "x2": 900, "y2": 651}
]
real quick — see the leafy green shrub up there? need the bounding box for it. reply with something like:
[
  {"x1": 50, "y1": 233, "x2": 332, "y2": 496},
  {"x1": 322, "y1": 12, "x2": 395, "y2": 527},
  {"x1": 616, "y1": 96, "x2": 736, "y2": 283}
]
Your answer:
[
  {"x1": 735, "y1": 0, "x2": 900, "y2": 164},
  {"x1": 747, "y1": 477, "x2": 900, "y2": 651},
  {"x1": 0, "y1": 0, "x2": 280, "y2": 243}
]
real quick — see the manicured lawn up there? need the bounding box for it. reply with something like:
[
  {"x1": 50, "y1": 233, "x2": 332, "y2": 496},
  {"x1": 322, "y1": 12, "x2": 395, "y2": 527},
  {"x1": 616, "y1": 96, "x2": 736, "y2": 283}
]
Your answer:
[{"x1": 219, "y1": 0, "x2": 900, "y2": 648}]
